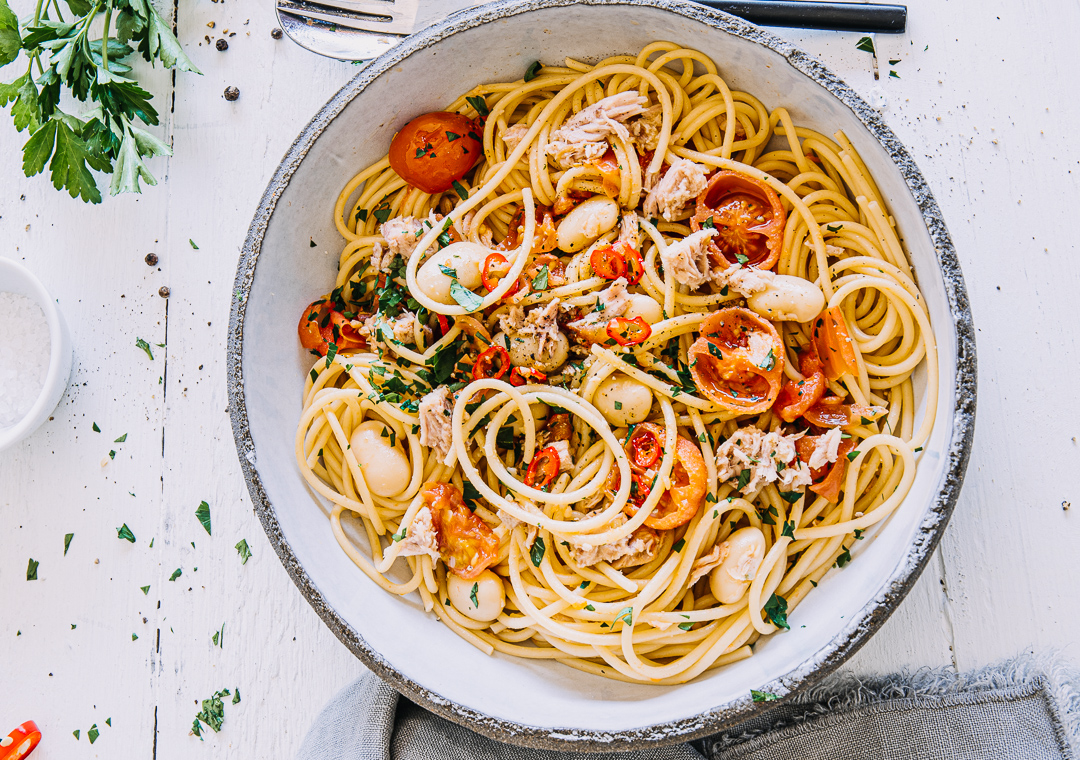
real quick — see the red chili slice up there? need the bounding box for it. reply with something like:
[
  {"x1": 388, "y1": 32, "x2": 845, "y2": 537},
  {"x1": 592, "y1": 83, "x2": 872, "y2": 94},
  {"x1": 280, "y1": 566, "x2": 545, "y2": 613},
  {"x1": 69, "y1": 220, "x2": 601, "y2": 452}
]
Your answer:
[
  {"x1": 607, "y1": 316, "x2": 652, "y2": 346},
  {"x1": 525, "y1": 446, "x2": 561, "y2": 489},
  {"x1": 628, "y1": 428, "x2": 661, "y2": 470},
  {"x1": 1, "y1": 721, "x2": 41, "y2": 760},
  {"x1": 590, "y1": 241, "x2": 644, "y2": 285},
  {"x1": 510, "y1": 367, "x2": 547, "y2": 386},
  {"x1": 482, "y1": 252, "x2": 521, "y2": 298},
  {"x1": 472, "y1": 345, "x2": 510, "y2": 381}
]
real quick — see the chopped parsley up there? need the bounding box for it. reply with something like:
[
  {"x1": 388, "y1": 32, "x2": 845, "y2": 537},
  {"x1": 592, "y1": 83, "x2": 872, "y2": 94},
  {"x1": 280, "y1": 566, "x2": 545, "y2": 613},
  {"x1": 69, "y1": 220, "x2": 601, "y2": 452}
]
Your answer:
[
  {"x1": 465, "y1": 94, "x2": 489, "y2": 117},
  {"x1": 196, "y1": 500, "x2": 212, "y2": 535},
  {"x1": 530, "y1": 537, "x2": 546, "y2": 567},
  {"x1": 26, "y1": 558, "x2": 39, "y2": 580},
  {"x1": 64, "y1": 533, "x2": 74, "y2": 556},
  {"x1": 445, "y1": 131, "x2": 461, "y2": 142},
  {"x1": 763, "y1": 593, "x2": 790, "y2": 630},
  {"x1": 778, "y1": 490, "x2": 802, "y2": 504},
  {"x1": 391, "y1": 525, "x2": 407, "y2": 542},
  {"x1": 524, "y1": 60, "x2": 542, "y2": 81},
  {"x1": 235, "y1": 540, "x2": 252, "y2": 565},
  {"x1": 450, "y1": 280, "x2": 483, "y2": 311},
  {"x1": 469, "y1": 583, "x2": 479, "y2": 608},
  {"x1": 439, "y1": 264, "x2": 459, "y2": 279},
  {"x1": 614, "y1": 606, "x2": 633, "y2": 626},
  {"x1": 169, "y1": 568, "x2": 182, "y2": 582},
  {"x1": 856, "y1": 36, "x2": 875, "y2": 54},
  {"x1": 614, "y1": 401, "x2": 623, "y2": 410},
  {"x1": 117, "y1": 524, "x2": 136, "y2": 543},
  {"x1": 835, "y1": 546, "x2": 852, "y2": 568},
  {"x1": 673, "y1": 538, "x2": 686, "y2": 553},
  {"x1": 757, "y1": 348, "x2": 776, "y2": 371},
  {"x1": 826, "y1": 224, "x2": 842, "y2": 233},
  {"x1": 212, "y1": 622, "x2": 224, "y2": 648},
  {"x1": 847, "y1": 450, "x2": 861, "y2": 462},
  {"x1": 736, "y1": 469, "x2": 751, "y2": 491},
  {"x1": 114, "y1": 433, "x2": 127, "y2": 443},
  {"x1": 531, "y1": 264, "x2": 550, "y2": 291},
  {"x1": 781, "y1": 520, "x2": 796, "y2": 539},
  {"x1": 135, "y1": 337, "x2": 154, "y2": 360},
  {"x1": 678, "y1": 622, "x2": 694, "y2": 631},
  {"x1": 451, "y1": 180, "x2": 469, "y2": 200},
  {"x1": 191, "y1": 688, "x2": 234, "y2": 739},
  {"x1": 92, "y1": 422, "x2": 101, "y2": 432},
  {"x1": 751, "y1": 689, "x2": 779, "y2": 702},
  {"x1": 141, "y1": 585, "x2": 150, "y2": 595}
]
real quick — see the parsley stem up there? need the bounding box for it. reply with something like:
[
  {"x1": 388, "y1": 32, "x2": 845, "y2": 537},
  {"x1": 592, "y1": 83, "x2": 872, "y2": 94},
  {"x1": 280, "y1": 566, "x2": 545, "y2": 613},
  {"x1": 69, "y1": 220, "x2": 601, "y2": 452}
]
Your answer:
[
  {"x1": 101, "y1": 7, "x2": 111, "y2": 71},
  {"x1": 32, "y1": 0, "x2": 45, "y2": 25},
  {"x1": 50, "y1": 0, "x2": 65, "y2": 23}
]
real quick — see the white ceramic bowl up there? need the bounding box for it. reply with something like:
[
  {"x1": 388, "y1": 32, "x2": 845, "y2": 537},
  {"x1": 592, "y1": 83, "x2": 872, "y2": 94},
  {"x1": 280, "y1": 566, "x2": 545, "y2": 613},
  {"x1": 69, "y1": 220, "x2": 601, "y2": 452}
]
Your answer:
[
  {"x1": 228, "y1": 0, "x2": 976, "y2": 749},
  {"x1": 0, "y1": 258, "x2": 72, "y2": 452}
]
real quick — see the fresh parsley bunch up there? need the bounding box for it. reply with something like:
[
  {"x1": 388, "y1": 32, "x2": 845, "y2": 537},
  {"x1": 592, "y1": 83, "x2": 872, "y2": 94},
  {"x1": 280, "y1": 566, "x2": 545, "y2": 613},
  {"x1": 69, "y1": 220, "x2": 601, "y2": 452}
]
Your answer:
[{"x1": 0, "y1": 0, "x2": 199, "y2": 203}]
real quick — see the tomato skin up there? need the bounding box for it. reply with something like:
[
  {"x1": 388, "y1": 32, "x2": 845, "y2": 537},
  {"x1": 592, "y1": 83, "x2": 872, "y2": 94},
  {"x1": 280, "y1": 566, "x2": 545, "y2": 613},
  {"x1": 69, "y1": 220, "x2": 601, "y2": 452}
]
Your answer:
[
  {"x1": 510, "y1": 367, "x2": 547, "y2": 386},
  {"x1": 691, "y1": 170, "x2": 786, "y2": 270},
  {"x1": 812, "y1": 306, "x2": 859, "y2": 381},
  {"x1": 590, "y1": 242, "x2": 644, "y2": 284},
  {"x1": 774, "y1": 343, "x2": 827, "y2": 423},
  {"x1": 607, "y1": 316, "x2": 652, "y2": 346},
  {"x1": 795, "y1": 437, "x2": 856, "y2": 503},
  {"x1": 594, "y1": 148, "x2": 622, "y2": 197},
  {"x1": 620, "y1": 423, "x2": 707, "y2": 530},
  {"x1": 299, "y1": 300, "x2": 367, "y2": 357},
  {"x1": 472, "y1": 345, "x2": 510, "y2": 381},
  {"x1": 388, "y1": 112, "x2": 483, "y2": 194},
  {"x1": 422, "y1": 482, "x2": 499, "y2": 579},
  {"x1": 525, "y1": 446, "x2": 561, "y2": 489},
  {"x1": 688, "y1": 307, "x2": 784, "y2": 413},
  {"x1": 499, "y1": 205, "x2": 558, "y2": 254},
  {"x1": 803, "y1": 397, "x2": 886, "y2": 428}
]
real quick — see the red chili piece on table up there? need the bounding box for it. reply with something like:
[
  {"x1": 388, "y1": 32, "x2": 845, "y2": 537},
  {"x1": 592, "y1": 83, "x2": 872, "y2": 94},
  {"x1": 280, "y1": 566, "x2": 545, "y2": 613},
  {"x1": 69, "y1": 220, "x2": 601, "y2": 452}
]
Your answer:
[
  {"x1": 606, "y1": 316, "x2": 652, "y2": 346},
  {"x1": 472, "y1": 345, "x2": 510, "y2": 381},
  {"x1": 1, "y1": 721, "x2": 41, "y2": 760},
  {"x1": 525, "y1": 446, "x2": 561, "y2": 489}
]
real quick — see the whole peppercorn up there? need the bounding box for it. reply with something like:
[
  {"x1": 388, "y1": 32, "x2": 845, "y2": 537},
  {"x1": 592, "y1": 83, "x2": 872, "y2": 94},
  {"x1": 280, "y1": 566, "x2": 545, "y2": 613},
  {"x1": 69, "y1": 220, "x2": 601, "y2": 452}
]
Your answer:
[
  {"x1": 144, "y1": 253, "x2": 159, "y2": 266},
  {"x1": 224, "y1": 86, "x2": 240, "y2": 102},
  {"x1": 159, "y1": 286, "x2": 171, "y2": 299},
  {"x1": 271, "y1": 27, "x2": 283, "y2": 39},
  {"x1": 215, "y1": 38, "x2": 228, "y2": 51}
]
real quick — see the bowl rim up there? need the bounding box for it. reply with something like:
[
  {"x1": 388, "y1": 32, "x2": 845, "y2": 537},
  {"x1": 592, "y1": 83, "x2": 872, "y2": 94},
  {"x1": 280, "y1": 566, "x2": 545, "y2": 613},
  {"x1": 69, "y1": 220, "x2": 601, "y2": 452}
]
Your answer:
[
  {"x1": 226, "y1": 0, "x2": 977, "y2": 749},
  {"x1": 0, "y1": 257, "x2": 69, "y2": 451}
]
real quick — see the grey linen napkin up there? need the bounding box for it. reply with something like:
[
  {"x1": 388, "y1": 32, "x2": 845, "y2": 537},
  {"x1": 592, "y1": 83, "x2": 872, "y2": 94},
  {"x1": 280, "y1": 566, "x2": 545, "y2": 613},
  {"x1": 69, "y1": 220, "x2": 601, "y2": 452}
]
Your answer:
[{"x1": 297, "y1": 657, "x2": 1080, "y2": 760}]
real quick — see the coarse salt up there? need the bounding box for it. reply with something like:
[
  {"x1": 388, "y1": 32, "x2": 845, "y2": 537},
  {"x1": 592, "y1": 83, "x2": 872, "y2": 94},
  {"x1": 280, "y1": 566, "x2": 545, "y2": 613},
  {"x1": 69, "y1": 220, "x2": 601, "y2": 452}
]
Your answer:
[{"x1": 0, "y1": 291, "x2": 51, "y2": 428}]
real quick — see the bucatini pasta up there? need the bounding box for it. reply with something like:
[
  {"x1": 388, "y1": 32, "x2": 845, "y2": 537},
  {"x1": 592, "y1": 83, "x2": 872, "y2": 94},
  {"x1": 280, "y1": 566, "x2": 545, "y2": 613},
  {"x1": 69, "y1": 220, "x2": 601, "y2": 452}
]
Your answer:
[{"x1": 293, "y1": 42, "x2": 937, "y2": 685}]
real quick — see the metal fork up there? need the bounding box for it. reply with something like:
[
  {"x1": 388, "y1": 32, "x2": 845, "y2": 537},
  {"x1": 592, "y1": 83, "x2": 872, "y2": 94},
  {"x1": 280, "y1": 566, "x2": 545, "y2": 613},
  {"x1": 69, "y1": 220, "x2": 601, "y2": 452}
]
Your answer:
[
  {"x1": 277, "y1": 0, "x2": 906, "y2": 62},
  {"x1": 276, "y1": 0, "x2": 479, "y2": 61}
]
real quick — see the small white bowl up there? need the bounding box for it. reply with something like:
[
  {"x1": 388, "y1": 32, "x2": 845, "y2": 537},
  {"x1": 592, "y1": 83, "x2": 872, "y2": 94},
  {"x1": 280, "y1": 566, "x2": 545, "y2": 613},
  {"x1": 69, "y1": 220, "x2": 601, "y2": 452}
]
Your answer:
[{"x1": 0, "y1": 257, "x2": 72, "y2": 452}]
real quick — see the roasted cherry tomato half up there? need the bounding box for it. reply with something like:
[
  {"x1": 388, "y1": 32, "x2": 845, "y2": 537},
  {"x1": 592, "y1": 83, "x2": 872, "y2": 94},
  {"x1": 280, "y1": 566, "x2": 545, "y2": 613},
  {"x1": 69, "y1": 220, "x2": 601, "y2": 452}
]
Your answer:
[
  {"x1": 607, "y1": 316, "x2": 652, "y2": 346},
  {"x1": 688, "y1": 307, "x2": 784, "y2": 413},
  {"x1": 525, "y1": 446, "x2": 561, "y2": 489},
  {"x1": 691, "y1": 170, "x2": 786, "y2": 270},
  {"x1": 803, "y1": 397, "x2": 886, "y2": 428},
  {"x1": 1, "y1": 721, "x2": 41, "y2": 760},
  {"x1": 422, "y1": 482, "x2": 500, "y2": 579},
  {"x1": 811, "y1": 306, "x2": 859, "y2": 381},
  {"x1": 628, "y1": 427, "x2": 661, "y2": 470},
  {"x1": 472, "y1": 344, "x2": 511, "y2": 381},
  {"x1": 481, "y1": 252, "x2": 521, "y2": 298},
  {"x1": 590, "y1": 241, "x2": 644, "y2": 285},
  {"x1": 773, "y1": 343, "x2": 827, "y2": 423},
  {"x1": 510, "y1": 367, "x2": 547, "y2": 386},
  {"x1": 388, "y1": 111, "x2": 483, "y2": 194}
]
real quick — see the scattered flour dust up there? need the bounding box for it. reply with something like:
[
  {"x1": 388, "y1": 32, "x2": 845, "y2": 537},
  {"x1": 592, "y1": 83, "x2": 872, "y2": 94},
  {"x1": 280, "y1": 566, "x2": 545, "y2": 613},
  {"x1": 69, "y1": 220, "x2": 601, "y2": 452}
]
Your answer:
[{"x1": 0, "y1": 292, "x2": 51, "y2": 427}]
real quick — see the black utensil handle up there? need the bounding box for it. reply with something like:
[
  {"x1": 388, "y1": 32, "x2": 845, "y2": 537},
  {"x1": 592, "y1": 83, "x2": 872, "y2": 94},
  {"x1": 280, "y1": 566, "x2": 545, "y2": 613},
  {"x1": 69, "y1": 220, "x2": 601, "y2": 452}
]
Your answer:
[{"x1": 698, "y1": 0, "x2": 906, "y2": 33}]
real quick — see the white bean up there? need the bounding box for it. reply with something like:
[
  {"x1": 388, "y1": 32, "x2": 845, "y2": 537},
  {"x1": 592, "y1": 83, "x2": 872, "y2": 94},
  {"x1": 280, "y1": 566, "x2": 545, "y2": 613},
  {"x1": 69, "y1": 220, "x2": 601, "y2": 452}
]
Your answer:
[
  {"x1": 747, "y1": 275, "x2": 825, "y2": 323},
  {"x1": 709, "y1": 527, "x2": 767, "y2": 604},
  {"x1": 447, "y1": 569, "x2": 505, "y2": 622},
  {"x1": 594, "y1": 375, "x2": 653, "y2": 426},
  {"x1": 506, "y1": 331, "x2": 570, "y2": 374},
  {"x1": 415, "y1": 241, "x2": 488, "y2": 305},
  {"x1": 556, "y1": 197, "x2": 619, "y2": 253},
  {"x1": 623, "y1": 293, "x2": 663, "y2": 324},
  {"x1": 350, "y1": 420, "x2": 412, "y2": 498}
]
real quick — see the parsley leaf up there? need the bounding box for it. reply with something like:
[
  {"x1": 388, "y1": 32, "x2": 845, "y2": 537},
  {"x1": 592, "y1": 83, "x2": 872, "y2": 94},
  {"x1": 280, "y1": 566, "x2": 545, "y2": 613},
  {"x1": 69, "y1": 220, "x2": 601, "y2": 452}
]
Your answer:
[
  {"x1": 450, "y1": 280, "x2": 483, "y2": 311},
  {"x1": 140, "y1": 585, "x2": 150, "y2": 595},
  {"x1": 751, "y1": 689, "x2": 779, "y2": 702},
  {"x1": 169, "y1": 567, "x2": 182, "y2": 582},
  {"x1": 235, "y1": 539, "x2": 252, "y2": 565},
  {"x1": 26, "y1": 557, "x2": 39, "y2": 580},
  {"x1": 736, "y1": 469, "x2": 751, "y2": 491},
  {"x1": 614, "y1": 606, "x2": 633, "y2": 626},
  {"x1": 781, "y1": 520, "x2": 796, "y2": 539},
  {"x1": 524, "y1": 60, "x2": 541, "y2": 81},
  {"x1": 856, "y1": 36, "x2": 876, "y2": 54},
  {"x1": 778, "y1": 490, "x2": 802, "y2": 504},
  {"x1": 673, "y1": 538, "x2": 686, "y2": 553},
  {"x1": 763, "y1": 593, "x2": 790, "y2": 630},
  {"x1": 757, "y1": 348, "x2": 776, "y2": 371},
  {"x1": 469, "y1": 582, "x2": 479, "y2": 608},
  {"x1": 530, "y1": 536, "x2": 546, "y2": 567},
  {"x1": 64, "y1": 532, "x2": 74, "y2": 555},
  {"x1": 678, "y1": 621, "x2": 694, "y2": 631},
  {"x1": 116, "y1": 523, "x2": 136, "y2": 543},
  {"x1": 451, "y1": 179, "x2": 469, "y2": 200},
  {"x1": 836, "y1": 546, "x2": 852, "y2": 568},
  {"x1": 465, "y1": 94, "x2": 489, "y2": 117},
  {"x1": 195, "y1": 500, "x2": 211, "y2": 535},
  {"x1": 135, "y1": 337, "x2": 154, "y2": 360},
  {"x1": 531, "y1": 265, "x2": 549, "y2": 291}
]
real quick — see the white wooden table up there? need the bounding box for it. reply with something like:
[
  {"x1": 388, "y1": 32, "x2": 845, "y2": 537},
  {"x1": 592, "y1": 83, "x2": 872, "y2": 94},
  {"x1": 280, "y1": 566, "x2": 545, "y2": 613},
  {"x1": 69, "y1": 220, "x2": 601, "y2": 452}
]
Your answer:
[{"x1": 2, "y1": 0, "x2": 1078, "y2": 756}]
